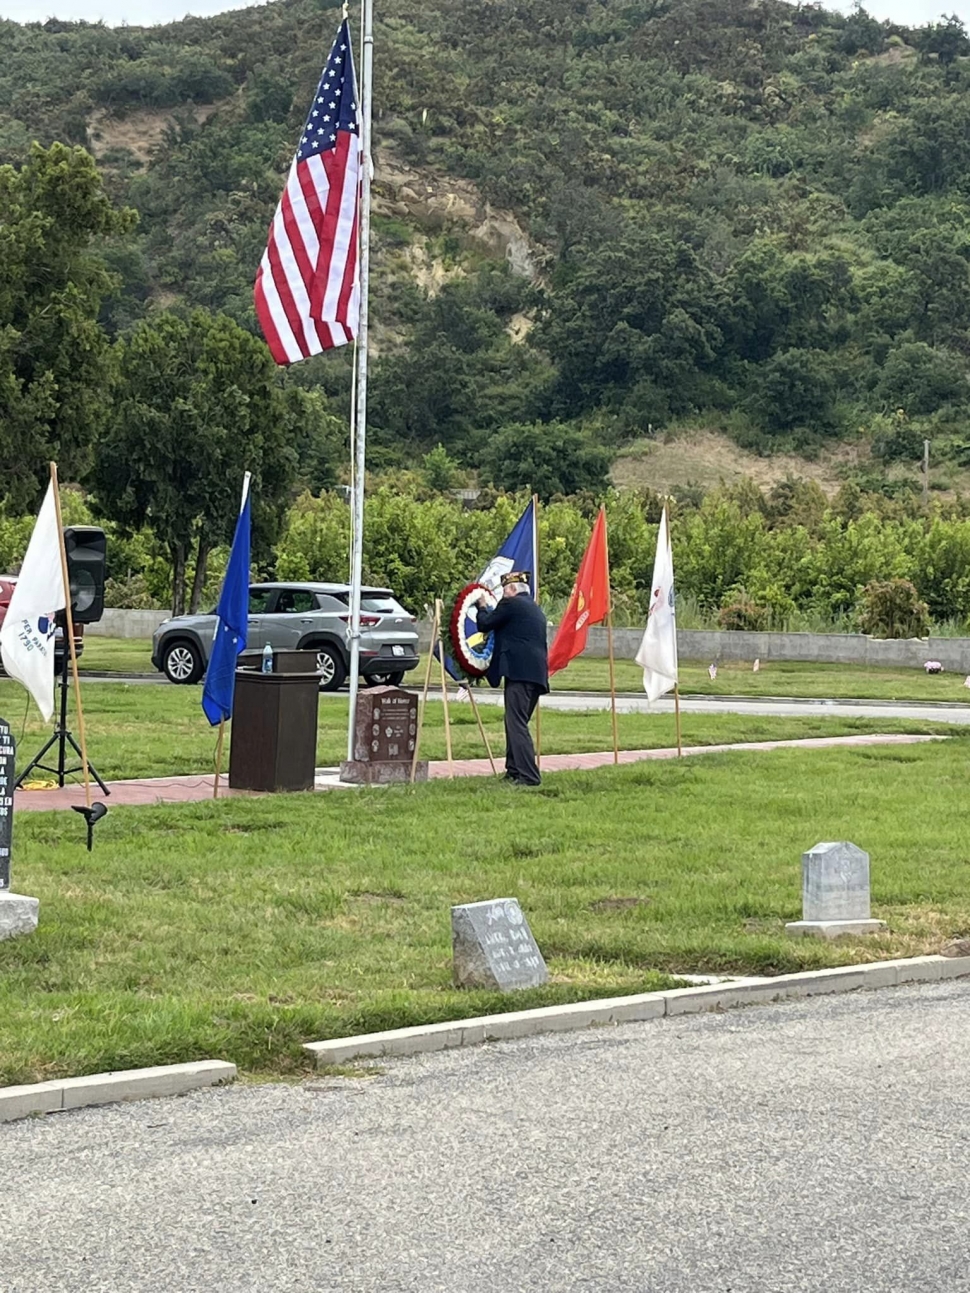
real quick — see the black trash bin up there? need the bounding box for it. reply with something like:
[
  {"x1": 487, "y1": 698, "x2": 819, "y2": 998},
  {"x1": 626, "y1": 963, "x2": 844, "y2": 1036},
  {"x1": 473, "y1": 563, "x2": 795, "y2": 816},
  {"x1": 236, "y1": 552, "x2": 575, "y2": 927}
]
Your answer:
[{"x1": 228, "y1": 668, "x2": 319, "y2": 792}]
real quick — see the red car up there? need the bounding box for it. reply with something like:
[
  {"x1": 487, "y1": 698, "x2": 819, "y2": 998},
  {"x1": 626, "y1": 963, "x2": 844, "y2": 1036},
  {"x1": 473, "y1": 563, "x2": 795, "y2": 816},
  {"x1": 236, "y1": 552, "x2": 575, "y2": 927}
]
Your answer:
[{"x1": 0, "y1": 576, "x2": 16, "y2": 630}]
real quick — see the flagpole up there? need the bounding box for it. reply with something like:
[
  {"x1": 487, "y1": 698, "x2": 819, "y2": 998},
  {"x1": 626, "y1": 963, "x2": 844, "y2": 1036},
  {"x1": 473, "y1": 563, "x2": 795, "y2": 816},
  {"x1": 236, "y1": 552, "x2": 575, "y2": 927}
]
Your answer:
[
  {"x1": 436, "y1": 597, "x2": 455, "y2": 778},
  {"x1": 410, "y1": 600, "x2": 438, "y2": 784},
  {"x1": 346, "y1": 0, "x2": 374, "y2": 764},
  {"x1": 532, "y1": 492, "x2": 542, "y2": 772},
  {"x1": 210, "y1": 470, "x2": 251, "y2": 800},
  {"x1": 49, "y1": 463, "x2": 91, "y2": 810},
  {"x1": 467, "y1": 685, "x2": 498, "y2": 775},
  {"x1": 674, "y1": 684, "x2": 683, "y2": 757},
  {"x1": 602, "y1": 506, "x2": 619, "y2": 765}
]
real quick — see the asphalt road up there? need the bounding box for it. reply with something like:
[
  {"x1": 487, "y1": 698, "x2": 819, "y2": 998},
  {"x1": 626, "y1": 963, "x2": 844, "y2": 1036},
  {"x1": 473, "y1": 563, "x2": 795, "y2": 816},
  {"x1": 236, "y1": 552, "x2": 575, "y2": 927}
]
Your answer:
[{"x1": 2, "y1": 981, "x2": 969, "y2": 1292}]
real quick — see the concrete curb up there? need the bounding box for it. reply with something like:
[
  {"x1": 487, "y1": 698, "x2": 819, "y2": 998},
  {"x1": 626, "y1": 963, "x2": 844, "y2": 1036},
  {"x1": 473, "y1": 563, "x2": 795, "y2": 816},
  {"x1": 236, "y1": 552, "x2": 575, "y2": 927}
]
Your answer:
[
  {"x1": 304, "y1": 955, "x2": 970, "y2": 1067},
  {"x1": 0, "y1": 1060, "x2": 236, "y2": 1124}
]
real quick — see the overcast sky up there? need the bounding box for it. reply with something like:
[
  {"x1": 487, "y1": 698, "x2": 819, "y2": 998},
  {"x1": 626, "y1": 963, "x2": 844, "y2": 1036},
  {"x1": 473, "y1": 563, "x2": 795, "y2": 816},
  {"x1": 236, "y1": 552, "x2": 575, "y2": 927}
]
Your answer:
[{"x1": 1, "y1": 0, "x2": 968, "y2": 31}]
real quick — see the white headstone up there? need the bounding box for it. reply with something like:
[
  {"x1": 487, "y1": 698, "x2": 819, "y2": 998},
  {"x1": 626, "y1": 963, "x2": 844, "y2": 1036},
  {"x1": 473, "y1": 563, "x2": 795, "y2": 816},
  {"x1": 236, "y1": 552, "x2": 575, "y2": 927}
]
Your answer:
[{"x1": 786, "y1": 840, "x2": 886, "y2": 940}]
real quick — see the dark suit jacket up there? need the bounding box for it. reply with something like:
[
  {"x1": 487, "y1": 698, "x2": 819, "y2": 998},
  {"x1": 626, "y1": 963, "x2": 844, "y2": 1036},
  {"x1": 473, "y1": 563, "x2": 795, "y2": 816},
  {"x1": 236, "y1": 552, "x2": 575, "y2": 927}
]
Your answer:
[{"x1": 476, "y1": 594, "x2": 549, "y2": 692}]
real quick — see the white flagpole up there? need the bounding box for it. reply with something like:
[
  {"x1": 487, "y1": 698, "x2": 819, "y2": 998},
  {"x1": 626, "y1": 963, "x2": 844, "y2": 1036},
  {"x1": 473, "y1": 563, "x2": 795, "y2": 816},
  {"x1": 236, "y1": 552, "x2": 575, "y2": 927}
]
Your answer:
[{"x1": 346, "y1": 0, "x2": 374, "y2": 763}]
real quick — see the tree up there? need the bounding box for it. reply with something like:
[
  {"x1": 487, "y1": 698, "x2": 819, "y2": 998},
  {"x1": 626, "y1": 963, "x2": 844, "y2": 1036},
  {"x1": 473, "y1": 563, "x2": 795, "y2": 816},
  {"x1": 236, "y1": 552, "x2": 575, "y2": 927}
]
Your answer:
[
  {"x1": 480, "y1": 421, "x2": 611, "y2": 502},
  {"x1": 858, "y1": 578, "x2": 930, "y2": 639},
  {"x1": 93, "y1": 310, "x2": 296, "y2": 614},
  {"x1": 0, "y1": 143, "x2": 135, "y2": 509}
]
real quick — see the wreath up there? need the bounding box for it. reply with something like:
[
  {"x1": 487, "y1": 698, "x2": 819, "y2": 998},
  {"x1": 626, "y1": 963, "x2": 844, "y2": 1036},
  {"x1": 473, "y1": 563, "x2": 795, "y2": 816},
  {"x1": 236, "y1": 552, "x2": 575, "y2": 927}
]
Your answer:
[{"x1": 448, "y1": 582, "x2": 497, "y2": 679}]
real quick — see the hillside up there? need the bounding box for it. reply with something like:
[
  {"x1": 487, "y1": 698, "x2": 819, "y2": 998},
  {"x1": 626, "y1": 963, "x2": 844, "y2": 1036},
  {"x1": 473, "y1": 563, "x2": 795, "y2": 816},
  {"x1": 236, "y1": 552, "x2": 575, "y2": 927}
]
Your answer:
[{"x1": 4, "y1": 0, "x2": 970, "y2": 498}]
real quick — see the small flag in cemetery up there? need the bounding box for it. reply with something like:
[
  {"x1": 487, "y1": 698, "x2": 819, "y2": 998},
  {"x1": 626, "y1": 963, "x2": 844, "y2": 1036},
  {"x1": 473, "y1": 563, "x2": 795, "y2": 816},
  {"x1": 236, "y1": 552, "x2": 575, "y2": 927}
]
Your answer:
[
  {"x1": 0, "y1": 481, "x2": 67, "y2": 722},
  {"x1": 548, "y1": 507, "x2": 610, "y2": 676},
  {"x1": 709, "y1": 662, "x2": 717, "y2": 681},
  {"x1": 254, "y1": 18, "x2": 361, "y2": 364},
  {"x1": 202, "y1": 482, "x2": 252, "y2": 726},
  {"x1": 635, "y1": 504, "x2": 678, "y2": 701}
]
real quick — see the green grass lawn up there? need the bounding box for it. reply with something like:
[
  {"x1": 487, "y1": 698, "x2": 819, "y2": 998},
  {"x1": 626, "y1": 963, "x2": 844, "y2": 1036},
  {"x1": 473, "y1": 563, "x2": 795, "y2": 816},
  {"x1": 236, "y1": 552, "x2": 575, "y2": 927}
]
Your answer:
[
  {"x1": 3, "y1": 738, "x2": 969, "y2": 1086},
  {"x1": 75, "y1": 635, "x2": 970, "y2": 704},
  {"x1": 2, "y1": 677, "x2": 961, "y2": 784},
  {"x1": 77, "y1": 635, "x2": 155, "y2": 674},
  {"x1": 555, "y1": 655, "x2": 970, "y2": 702}
]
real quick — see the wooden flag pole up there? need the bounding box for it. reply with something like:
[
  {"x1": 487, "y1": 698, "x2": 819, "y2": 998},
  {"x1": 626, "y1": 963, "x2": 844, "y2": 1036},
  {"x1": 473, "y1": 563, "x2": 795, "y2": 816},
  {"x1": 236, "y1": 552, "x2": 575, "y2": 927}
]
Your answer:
[
  {"x1": 467, "y1": 686, "x2": 498, "y2": 775},
  {"x1": 49, "y1": 462, "x2": 91, "y2": 809},
  {"x1": 674, "y1": 684, "x2": 683, "y2": 757},
  {"x1": 213, "y1": 718, "x2": 226, "y2": 798},
  {"x1": 410, "y1": 600, "x2": 439, "y2": 784},
  {"x1": 436, "y1": 598, "x2": 455, "y2": 778},
  {"x1": 606, "y1": 605, "x2": 619, "y2": 766}
]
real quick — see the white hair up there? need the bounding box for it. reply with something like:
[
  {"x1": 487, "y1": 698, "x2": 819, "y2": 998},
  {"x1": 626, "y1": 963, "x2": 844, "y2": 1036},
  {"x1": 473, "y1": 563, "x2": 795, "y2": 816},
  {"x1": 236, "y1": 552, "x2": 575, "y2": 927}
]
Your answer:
[{"x1": 504, "y1": 581, "x2": 530, "y2": 597}]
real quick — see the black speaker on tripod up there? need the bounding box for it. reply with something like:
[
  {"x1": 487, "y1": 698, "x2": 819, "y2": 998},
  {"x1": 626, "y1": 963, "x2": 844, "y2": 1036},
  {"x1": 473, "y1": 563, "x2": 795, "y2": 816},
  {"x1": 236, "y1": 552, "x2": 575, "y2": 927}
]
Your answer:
[
  {"x1": 16, "y1": 525, "x2": 110, "y2": 795},
  {"x1": 63, "y1": 526, "x2": 107, "y2": 625}
]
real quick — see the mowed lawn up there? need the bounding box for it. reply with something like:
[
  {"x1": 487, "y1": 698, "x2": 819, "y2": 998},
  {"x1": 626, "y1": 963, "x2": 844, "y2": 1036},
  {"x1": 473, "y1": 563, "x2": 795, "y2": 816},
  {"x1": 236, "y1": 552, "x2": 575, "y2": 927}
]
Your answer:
[
  {"x1": 1, "y1": 677, "x2": 963, "y2": 783},
  {"x1": 76, "y1": 635, "x2": 970, "y2": 703},
  {"x1": 2, "y1": 737, "x2": 970, "y2": 1086}
]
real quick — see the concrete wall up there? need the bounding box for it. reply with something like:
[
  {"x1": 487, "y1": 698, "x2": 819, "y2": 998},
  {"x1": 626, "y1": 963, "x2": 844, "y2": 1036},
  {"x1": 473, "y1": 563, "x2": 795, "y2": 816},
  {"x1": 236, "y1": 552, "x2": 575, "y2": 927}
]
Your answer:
[
  {"x1": 93, "y1": 608, "x2": 970, "y2": 672},
  {"x1": 86, "y1": 609, "x2": 169, "y2": 638}
]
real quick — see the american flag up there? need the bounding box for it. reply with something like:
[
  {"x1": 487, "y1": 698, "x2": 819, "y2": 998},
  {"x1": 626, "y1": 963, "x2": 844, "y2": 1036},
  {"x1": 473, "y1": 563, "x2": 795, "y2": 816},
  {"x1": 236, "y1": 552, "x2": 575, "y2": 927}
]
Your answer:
[{"x1": 255, "y1": 18, "x2": 360, "y2": 365}]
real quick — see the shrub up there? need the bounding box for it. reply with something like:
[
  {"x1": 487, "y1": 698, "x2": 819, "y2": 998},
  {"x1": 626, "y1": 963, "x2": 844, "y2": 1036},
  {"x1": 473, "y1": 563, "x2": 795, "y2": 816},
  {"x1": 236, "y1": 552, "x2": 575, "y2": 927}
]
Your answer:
[
  {"x1": 718, "y1": 590, "x2": 770, "y2": 632},
  {"x1": 857, "y1": 578, "x2": 930, "y2": 639}
]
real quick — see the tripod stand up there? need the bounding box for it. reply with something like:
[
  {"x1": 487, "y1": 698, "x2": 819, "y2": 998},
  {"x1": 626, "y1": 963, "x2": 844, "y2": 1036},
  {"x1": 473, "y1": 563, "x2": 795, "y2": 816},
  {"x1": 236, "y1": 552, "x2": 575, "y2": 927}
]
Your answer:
[{"x1": 16, "y1": 642, "x2": 109, "y2": 794}]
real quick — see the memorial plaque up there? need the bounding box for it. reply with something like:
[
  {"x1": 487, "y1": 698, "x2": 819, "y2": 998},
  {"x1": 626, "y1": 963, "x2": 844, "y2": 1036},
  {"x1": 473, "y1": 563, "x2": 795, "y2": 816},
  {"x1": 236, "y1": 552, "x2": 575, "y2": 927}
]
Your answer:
[
  {"x1": 451, "y1": 898, "x2": 549, "y2": 991},
  {"x1": 0, "y1": 717, "x2": 13, "y2": 892},
  {"x1": 340, "y1": 686, "x2": 427, "y2": 784}
]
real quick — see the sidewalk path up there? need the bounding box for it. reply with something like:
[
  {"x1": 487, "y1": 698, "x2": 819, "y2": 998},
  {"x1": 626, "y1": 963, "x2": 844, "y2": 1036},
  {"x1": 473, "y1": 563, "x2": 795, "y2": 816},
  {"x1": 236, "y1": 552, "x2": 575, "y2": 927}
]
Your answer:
[{"x1": 12, "y1": 733, "x2": 942, "y2": 812}]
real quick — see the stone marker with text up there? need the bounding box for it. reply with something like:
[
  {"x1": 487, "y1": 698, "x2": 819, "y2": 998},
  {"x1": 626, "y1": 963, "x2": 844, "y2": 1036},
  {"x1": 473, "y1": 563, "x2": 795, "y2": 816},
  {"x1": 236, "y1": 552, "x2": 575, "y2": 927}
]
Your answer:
[
  {"x1": 0, "y1": 718, "x2": 39, "y2": 942},
  {"x1": 340, "y1": 687, "x2": 428, "y2": 784},
  {"x1": 452, "y1": 898, "x2": 549, "y2": 990}
]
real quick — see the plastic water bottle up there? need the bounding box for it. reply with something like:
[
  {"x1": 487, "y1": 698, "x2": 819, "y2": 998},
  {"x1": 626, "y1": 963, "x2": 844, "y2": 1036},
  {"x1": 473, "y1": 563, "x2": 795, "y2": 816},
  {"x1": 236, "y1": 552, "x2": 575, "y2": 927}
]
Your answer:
[{"x1": 261, "y1": 642, "x2": 274, "y2": 674}]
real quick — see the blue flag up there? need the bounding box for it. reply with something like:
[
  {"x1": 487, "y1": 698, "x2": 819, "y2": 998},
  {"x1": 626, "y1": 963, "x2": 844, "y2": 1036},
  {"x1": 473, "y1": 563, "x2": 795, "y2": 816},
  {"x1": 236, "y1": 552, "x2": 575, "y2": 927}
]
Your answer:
[
  {"x1": 438, "y1": 498, "x2": 538, "y2": 682},
  {"x1": 201, "y1": 489, "x2": 251, "y2": 726}
]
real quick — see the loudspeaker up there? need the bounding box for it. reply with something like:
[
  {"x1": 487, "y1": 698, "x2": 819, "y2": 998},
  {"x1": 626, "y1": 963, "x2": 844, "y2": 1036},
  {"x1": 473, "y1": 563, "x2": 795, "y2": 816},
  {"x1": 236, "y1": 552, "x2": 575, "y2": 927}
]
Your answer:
[{"x1": 63, "y1": 526, "x2": 107, "y2": 625}]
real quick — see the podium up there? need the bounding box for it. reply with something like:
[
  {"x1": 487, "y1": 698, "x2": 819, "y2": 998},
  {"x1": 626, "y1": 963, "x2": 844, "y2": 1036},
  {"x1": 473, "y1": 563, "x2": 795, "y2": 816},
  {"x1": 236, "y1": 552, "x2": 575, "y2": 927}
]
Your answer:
[{"x1": 228, "y1": 669, "x2": 319, "y2": 792}]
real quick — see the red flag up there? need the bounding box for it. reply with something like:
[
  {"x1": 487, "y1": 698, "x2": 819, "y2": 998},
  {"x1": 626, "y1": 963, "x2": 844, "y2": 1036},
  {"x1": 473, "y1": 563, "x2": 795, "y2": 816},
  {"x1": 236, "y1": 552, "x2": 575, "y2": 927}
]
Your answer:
[
  {"x1": 254, "y1": 18, "x2": 360, "y2": 365},
  {"x1": 548, "y1": 508, "x2": 611, "y2": 675}
]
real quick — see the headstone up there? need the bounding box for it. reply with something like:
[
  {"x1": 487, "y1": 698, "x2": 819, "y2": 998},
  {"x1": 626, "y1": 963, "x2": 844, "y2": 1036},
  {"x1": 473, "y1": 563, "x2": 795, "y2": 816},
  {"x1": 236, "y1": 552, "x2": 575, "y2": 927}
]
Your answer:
[
  {"x1": 340, "y1": 686, "x2": 428, "y2": 784},
  {"x1": 451, "y1": 898, "x2": 548, "y2": 990},
  {"x1": 0, "y1": 717, "x2": 38, "y2": 942},
  {"x1": 785, "y1": 841, "x2": 887, "y2": 940}
]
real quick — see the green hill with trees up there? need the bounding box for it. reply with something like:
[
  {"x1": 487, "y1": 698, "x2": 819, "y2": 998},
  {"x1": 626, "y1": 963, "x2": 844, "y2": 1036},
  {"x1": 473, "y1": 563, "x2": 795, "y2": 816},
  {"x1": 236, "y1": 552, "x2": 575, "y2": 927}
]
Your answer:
[{"x1": 6, "y1": 0, "x2": 970, "y2": 628}]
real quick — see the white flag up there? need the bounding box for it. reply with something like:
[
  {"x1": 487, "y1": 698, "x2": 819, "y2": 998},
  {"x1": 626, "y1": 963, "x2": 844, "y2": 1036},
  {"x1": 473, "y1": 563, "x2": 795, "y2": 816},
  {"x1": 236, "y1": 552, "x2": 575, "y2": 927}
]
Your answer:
[
  {"x1": 635, "y1": 504, "x2": 678, "y2": 702},
  {"x1": 0, "y1": 482, "x2": 67, "y2": 721}
]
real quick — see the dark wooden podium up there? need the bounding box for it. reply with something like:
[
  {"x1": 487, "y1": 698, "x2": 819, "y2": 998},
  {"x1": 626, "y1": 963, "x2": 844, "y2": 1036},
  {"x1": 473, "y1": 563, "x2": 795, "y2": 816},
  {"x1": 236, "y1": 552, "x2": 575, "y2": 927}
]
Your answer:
[{"x1": 228, "y1": 669, "x2": 319, "y2": 792}]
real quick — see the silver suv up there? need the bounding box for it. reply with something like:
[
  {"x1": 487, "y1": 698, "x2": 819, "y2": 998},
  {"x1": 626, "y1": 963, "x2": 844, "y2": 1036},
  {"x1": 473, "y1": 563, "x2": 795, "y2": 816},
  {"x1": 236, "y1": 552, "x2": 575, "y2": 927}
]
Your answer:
[{"x1": 151, "y1": 582, "x2": 420, "y2": 690}]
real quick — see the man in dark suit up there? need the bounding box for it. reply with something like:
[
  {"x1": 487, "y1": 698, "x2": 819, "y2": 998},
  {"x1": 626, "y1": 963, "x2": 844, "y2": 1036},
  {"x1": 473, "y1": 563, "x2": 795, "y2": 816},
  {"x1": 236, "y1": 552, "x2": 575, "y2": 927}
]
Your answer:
[{"x1": 475, "y1": 571, "x2": 548, "y2": 786}]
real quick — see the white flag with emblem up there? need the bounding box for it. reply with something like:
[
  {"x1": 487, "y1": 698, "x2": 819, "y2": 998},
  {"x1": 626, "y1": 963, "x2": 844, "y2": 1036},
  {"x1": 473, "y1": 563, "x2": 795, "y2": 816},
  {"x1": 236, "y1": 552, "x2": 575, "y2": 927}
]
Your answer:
[
  {"x1": 635, "y1": 504, "x2": 678, "y2": 702},
  {"x1": 0, "y1": 481, "x2": 67, "y2": 721}
]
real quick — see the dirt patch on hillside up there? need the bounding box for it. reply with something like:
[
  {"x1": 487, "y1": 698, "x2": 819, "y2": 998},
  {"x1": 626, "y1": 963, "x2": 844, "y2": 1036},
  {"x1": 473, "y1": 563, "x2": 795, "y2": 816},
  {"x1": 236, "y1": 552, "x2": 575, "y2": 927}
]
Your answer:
[
  {"x1": 374, "y1": 140, "x2": 543, "y2": 280},
  {"x1": 89, "y1": 102, "x2": 226, "y2": 166},
  {"x1": 612, "y1": 430, "x2": 864, "y2": 496}
]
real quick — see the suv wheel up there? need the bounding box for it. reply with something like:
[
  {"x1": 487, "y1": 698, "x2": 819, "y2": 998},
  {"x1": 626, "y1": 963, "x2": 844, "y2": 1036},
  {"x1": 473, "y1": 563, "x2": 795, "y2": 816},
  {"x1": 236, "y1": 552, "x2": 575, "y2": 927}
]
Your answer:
[
  {"x1": 366, "y1": 671, "x2": 405, "y2": 687},
  {"x1": 163, "y1": 639, "x2": 203, "y2": 685},
  {"x1": 316, "y1": 644, "x2": 347, "y2": 692}
]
